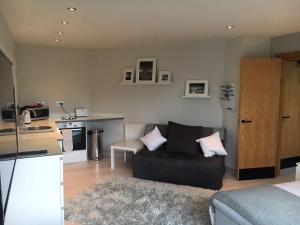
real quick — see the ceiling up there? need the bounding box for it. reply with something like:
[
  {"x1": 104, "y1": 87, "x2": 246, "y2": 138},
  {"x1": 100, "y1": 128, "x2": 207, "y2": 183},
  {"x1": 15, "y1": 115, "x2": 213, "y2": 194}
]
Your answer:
[{"x1": 0, "y1": 0, "x2": 300, "y2": 49}]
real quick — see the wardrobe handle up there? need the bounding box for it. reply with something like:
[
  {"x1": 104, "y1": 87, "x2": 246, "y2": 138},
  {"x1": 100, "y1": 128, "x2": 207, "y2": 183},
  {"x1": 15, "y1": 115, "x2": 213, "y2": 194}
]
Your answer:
[
  {"x1": 282, "y1": 116, "x2": 291, "y2": 119},
  {"x1": 241, "y1": 120, "x2": 252, "y2": 123}
]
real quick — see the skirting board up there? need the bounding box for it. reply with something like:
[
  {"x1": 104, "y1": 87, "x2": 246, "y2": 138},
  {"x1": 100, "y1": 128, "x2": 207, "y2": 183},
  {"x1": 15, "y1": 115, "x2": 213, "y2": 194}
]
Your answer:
[
  {"x1": 280, "y1": 156, "x2": 300, "y2": 169},
  {"x1": 238, "y1": 167, "x2": 275, "y2": 180}
]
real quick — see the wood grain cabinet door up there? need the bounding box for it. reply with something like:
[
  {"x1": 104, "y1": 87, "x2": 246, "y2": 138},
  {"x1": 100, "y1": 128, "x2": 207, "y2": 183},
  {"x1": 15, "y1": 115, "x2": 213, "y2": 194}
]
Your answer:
[{"x1": 238, "y1": 58, "x2": 282, "y2": 177}]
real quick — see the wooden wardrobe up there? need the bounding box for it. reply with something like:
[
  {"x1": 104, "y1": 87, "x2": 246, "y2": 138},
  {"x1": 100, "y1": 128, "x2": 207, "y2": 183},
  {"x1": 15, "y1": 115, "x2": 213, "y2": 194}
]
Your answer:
[{"x1": 237, "y1": 53, "x2": 300, "y2": 180}]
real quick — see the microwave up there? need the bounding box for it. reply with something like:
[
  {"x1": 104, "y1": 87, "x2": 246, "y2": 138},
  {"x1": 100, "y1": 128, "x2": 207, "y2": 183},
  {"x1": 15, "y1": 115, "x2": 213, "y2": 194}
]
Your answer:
[
  {"x1": 20, "y1": 106, "x2": 49, "y2": 121},
  {"x1": 1, "y1": 108, "x2": 16, "y2": 121}
]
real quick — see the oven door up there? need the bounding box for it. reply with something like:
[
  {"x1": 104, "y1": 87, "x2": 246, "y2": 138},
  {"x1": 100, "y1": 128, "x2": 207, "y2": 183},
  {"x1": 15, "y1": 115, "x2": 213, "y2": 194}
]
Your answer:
[{"x1": 60, "y1": 127, "x2": 86, "y2": 151}]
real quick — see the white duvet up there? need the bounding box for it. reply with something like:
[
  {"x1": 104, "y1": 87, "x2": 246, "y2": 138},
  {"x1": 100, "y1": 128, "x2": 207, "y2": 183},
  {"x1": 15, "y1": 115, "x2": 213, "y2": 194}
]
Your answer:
[{"x1": 274, "y1": 180, "x2": 300, "y2": 197}]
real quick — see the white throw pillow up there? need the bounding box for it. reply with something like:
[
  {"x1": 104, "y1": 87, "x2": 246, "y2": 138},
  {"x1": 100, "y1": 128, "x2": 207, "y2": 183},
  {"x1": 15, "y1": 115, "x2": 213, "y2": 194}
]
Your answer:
[
  {"x1": 140, "y1": 126, "x2": 167, "y2": 151},
  {"x1": 196, "y1": 131, "x2": 227, "y2": 157}
]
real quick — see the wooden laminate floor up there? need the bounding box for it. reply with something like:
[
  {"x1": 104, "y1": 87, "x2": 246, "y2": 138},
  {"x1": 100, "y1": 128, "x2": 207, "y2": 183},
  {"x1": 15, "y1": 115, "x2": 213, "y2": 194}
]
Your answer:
[{"x1": 64, "y1": 154, "x2": 296, "y2": 225}]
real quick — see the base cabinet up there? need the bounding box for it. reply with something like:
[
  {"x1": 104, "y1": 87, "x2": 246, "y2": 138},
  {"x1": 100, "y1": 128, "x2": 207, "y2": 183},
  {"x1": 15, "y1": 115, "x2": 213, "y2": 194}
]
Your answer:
[{"x1": 5, "y1": 155, "x2": 64, "y2": 225}]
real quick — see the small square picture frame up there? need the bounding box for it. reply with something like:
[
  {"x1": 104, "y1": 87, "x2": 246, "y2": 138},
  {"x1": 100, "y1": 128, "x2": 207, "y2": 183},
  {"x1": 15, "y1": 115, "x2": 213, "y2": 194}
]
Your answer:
[
  {"x1": 185, "y1": 80, "x2": 209, "y2": 97},
  {"x1": 123, "y1": 68, "x2": 135, "y2": 83},
  {"x1": 158, "y1": 71, "x2": 172, "y2": 83}
]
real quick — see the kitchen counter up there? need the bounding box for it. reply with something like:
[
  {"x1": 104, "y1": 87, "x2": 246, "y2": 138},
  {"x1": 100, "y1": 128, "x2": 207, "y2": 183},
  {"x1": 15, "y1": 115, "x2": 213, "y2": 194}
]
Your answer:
[
  {"x1": 0, "y1": 113, "x2": 125, "y2": 159},
  {"x1": 0, "y1": 119, "x2": 63, "y2": 158},
  {"x1": 52, "y1": 113, "x2": 124, "y2": 123}
]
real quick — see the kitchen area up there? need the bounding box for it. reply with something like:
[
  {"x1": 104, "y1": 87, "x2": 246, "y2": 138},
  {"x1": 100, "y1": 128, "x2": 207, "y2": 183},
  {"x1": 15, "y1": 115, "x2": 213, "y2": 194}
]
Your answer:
[
  {"x1": 0, "y1": 47, "x2": 124, "y2": 225},
  {"x1": 0, "y1": 103, "x2": 124, "y2": 225},
  {"x1": 1, "y1": 103, "x2": 124, "y2": 164}
]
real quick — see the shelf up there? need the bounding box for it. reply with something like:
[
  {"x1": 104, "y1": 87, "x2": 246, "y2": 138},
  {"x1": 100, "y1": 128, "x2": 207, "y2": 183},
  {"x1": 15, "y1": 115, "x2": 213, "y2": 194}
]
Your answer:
[
  {"x1": 120, "y1": 82, "x2": 173, "y2": 85},
  {"x1": 181, "y1": 95, "x2": 211, "y2": 99}
]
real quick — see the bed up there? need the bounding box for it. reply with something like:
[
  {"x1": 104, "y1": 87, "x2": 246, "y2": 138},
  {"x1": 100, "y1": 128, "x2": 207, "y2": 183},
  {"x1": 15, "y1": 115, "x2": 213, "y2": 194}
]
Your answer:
[{"x1": 209, "y1": 181, "x2": 300, "y2": 225}]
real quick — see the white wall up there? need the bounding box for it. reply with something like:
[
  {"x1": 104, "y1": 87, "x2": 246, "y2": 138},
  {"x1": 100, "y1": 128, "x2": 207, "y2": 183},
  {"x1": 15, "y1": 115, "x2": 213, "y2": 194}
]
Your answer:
[
  {"x1": 271, "y1": 32, "x2": 300, "y2": 55},
  {"x1": 14, "y1": 36, "x2": 273, "y2": 169},
  {"x1": 90, "y1": 40, "x2": 225, "y2": 127},
  {"x1": 0, "y1": 10, "x2": 16, "y2": 111},
  {"x1": 0, "y1": 10, "x2": 15, "y2": 63},
  {"x1": 16, "y1": 45, "x2": 93, "y2": 113}
]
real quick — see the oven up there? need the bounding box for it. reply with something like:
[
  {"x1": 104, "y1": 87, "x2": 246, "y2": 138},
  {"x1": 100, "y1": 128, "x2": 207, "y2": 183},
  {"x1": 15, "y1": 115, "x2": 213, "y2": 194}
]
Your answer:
[{"x1": 57, "y1": 122, "x2": 87, "y2": 151}]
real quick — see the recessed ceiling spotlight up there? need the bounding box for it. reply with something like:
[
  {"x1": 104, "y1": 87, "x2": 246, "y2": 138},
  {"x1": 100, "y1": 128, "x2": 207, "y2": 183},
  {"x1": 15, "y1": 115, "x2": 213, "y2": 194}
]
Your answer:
[
  {"x1": 67, "y1": 7, "x2": 77, "y2": 12},
  {"x1": 61, "y1": 21, "x2": 69, "y2": 25},
  {"x1": 226, "y1": 25, "x2": 234, "y2": 29},
  {"x1": 57, "y1": 31, "x2": 63, "y2": 35},
  {"x1": 55, "y1": 38, "x2": 60, "y2": 42}
]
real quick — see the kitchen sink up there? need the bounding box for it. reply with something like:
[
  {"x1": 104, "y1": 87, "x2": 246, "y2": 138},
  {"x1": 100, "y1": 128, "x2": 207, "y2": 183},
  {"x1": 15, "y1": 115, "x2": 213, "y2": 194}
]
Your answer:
[
  {"x1": 20, "y1": 126, "x2": 53, "y2": 133},
  {"x1": 0, "y1": 128, "x2": 16, "y2": 136}
]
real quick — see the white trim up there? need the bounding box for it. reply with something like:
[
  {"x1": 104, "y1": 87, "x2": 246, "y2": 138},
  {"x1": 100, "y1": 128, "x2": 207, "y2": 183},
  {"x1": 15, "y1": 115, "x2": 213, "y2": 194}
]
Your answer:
[
  {"x1": 120, "y1": 82, "x2": 172, "y2": 85},
  {"x1": 181, "y1": 95, "x2": 211, "y2": 99}
]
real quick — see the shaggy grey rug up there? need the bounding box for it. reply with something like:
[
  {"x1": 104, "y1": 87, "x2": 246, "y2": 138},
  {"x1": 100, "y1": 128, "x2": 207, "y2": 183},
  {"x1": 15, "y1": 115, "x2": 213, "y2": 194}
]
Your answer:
[{"x1": 65, "y1": 177, "x2": 215, "y2": 225}]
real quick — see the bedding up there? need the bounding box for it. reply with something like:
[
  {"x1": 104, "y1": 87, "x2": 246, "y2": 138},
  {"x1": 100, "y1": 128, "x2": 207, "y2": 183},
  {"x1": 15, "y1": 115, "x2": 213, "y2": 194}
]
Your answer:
[{"x1": 210, "y1": 181, "x2": 300, "y2": 225}]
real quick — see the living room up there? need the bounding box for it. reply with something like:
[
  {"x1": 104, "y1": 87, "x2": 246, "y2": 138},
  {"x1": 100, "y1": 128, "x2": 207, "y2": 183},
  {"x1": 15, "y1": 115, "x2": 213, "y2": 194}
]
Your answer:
[{"x1": 0, "y1": 1, "x2": 300, "y2": 225}]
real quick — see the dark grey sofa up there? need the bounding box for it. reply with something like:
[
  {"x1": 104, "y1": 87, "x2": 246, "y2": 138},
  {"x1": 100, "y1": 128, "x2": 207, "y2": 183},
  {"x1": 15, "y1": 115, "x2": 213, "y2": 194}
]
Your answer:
[{"x1": 133, "y1": 124, "x2": 226, "y2": 190}]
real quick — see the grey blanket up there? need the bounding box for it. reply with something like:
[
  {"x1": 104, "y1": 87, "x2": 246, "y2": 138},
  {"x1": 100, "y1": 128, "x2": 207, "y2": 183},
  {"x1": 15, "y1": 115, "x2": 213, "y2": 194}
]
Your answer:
[{"x1": 210, "y1": 186, "x2": 300, "y2": 225}]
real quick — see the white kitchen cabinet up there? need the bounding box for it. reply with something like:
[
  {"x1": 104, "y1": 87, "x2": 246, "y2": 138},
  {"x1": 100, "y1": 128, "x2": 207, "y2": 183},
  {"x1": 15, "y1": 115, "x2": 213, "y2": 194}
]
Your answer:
[{"x1": 5, "y1": 154, "x2": 64, "y2": 225}]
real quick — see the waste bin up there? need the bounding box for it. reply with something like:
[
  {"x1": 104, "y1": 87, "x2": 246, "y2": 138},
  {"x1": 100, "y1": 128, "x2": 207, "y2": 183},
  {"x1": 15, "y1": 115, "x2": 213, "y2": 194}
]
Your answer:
[{"x1": 88, "y1": 129, "x2": 104, "y2": 161}]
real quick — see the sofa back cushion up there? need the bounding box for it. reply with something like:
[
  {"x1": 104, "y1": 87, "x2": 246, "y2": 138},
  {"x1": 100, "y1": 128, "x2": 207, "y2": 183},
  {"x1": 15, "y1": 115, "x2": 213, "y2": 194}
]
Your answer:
[
  {"x1": 166, "y1": 121, "x2": 202, "y2": 155},
  {"x1": 144, "y1": 123, "x2": 226, "y2": 152}
]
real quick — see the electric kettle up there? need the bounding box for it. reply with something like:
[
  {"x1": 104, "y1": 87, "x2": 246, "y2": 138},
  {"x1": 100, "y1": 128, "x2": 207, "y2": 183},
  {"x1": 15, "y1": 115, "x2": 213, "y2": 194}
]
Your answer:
[{"x1": 23, "y1": 110, "x2": 31, "y2": 124}]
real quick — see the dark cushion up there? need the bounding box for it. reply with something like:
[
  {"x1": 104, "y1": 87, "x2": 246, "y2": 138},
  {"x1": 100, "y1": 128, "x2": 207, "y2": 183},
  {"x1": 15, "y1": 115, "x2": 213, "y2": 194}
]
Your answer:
[{"x1": 166, "y1": 121, "x2": 202, "y2": 155}]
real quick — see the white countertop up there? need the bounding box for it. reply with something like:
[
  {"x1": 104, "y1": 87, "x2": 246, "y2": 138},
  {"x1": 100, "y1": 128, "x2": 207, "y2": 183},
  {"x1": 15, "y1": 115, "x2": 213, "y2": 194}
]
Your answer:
[
  {"x1": 51, "y1": 113, "x2": 124, "y2": 123},
  {"x1": 0, "y1": 119, "x2": 63, "y2": 157},
  {"x1": 0, "y1": 113, "x2": 124, "y2": 158}
]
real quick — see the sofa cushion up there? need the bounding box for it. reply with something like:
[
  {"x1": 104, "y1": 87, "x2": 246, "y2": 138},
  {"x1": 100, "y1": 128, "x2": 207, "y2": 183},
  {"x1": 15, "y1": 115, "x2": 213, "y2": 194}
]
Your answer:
[
  {"x1": 144, "y1": 124, "x2": 168, "y2": 138},
  {"x1": 144, "y1": 124, "x2": 168, "y2": 150},
  {"x1": 166, "y1": 121, "x2": 202, "y2": 155},
  {"x1": 140, "y1": 126, "x2": 167, "y2": 151},
  {"x1": 196, "y1": 131, "x2": 227, "y2": 157}
]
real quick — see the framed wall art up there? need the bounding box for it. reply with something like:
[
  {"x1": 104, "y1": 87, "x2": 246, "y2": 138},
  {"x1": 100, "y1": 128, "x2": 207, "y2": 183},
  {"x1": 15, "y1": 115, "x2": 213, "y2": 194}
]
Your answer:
[
  {"x1": 184, "y1": 80, "x2": 209, "y2": 97},
  {"x1": 136, "y1": 57, "x2": 156, "y2": 83},
  {"x1": 122, "y1": 68, "x2": 135, "y2": 83},
  {"x1": 158, "y1": 71, "x2": 172, "y2": 83}
]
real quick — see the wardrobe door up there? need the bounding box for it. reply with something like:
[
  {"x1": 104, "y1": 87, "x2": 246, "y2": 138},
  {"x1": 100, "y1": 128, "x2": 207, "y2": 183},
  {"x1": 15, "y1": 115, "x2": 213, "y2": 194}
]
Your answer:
[
  {"x1": 237, "y1": 58, "x2": 282, "y2": 180},
  {"x1": 279, "y1": 61, "x2": 300, "y2": 165}
]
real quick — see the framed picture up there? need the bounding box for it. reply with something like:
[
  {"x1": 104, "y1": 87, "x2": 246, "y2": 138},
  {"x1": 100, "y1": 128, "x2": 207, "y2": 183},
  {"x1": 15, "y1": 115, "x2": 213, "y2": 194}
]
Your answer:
[
  {"x1": 123, "y1": 68, "x2": 134, "y2": 83},
  {"x1": 158, "y1": 71, "x2": 172, "y2": 83},
  {"x1": 136, "y1": 58, "x2": 156, "y2": 83},
  {"x1": 185, "y1": 80, "x2": 209, "y2": 97}
]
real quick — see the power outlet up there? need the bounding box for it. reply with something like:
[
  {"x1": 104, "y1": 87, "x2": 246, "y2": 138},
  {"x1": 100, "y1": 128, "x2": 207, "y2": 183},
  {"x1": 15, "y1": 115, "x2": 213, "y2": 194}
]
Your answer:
[{"x1": 56, "y1": 101, "x2": 64, "y2": 107}]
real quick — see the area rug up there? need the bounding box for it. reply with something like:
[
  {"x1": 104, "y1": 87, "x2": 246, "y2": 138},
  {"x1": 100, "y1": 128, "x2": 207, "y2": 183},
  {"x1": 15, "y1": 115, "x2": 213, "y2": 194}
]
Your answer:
[{"x1": 65, "y1": 177, "x2": 215, "y2": 225}]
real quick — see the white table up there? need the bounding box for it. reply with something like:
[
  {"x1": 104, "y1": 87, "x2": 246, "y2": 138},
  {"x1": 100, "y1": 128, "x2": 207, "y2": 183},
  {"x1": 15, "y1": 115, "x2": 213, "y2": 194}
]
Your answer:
[{"x1": 110, "y1": 140, "x2": 144, "y2": 169}]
